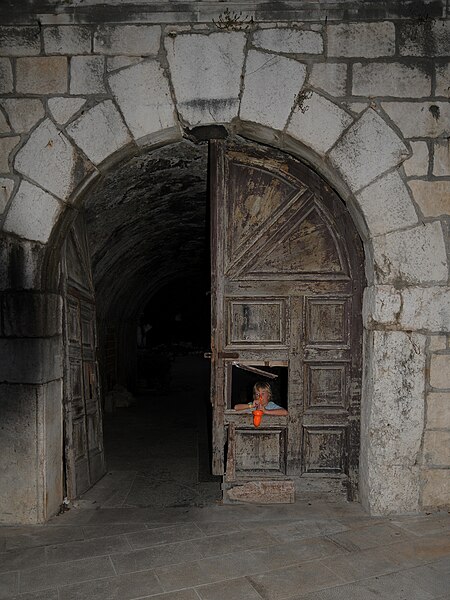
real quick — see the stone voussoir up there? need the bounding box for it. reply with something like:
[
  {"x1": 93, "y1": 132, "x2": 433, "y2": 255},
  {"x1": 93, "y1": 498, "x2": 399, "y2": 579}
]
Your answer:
[
  {"x1": 240, "y1": 50, "x2": 307, "y2": 130},
  {"x1": 286, "y1": 91, "x2": 354, "y2": 157},
  {"x1": 328, "y1": 108, "x2": 409, "y2": 192},
  {"x1": 165, "y1": 31, "x2": 246, "y2": 126}
]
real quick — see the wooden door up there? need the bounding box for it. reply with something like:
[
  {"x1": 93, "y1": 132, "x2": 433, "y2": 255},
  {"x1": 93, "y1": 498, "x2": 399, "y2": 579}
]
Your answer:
[
  {"x1": 210, "y1": 138, "x2": 364, "y2": 498},
  {"x1": 62, "y1": 215, "x2": 105, "y2": 499}
]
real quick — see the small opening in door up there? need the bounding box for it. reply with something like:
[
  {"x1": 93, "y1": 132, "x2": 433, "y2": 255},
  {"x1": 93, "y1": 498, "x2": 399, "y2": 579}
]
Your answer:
[{"x1": 228, "y1": 363, "x2": 288, "y2": 410}]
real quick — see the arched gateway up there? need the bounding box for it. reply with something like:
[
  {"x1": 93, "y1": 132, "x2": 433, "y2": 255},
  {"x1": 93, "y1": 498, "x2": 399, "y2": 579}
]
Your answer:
[{"x1": 1, "y1": 23, "x2": 449, "y2": 522}]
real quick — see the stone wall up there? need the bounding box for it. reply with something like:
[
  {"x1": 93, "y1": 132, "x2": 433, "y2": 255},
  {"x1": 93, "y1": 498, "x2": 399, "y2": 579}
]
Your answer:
[{"x1": 0, "y1": 1, "x2": 449, "y2": 521}]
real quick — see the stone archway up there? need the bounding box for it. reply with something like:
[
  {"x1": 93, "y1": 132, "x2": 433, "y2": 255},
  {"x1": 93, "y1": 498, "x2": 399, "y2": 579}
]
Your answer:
[{"x1": 1, "y1": 33, "x2": 448, "y2": 522}]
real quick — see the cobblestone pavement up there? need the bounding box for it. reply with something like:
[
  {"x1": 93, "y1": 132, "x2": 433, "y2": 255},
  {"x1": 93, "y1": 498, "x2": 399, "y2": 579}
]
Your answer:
[{"x1": 1, "y1": 358, "x2": 449, "y2": 599}]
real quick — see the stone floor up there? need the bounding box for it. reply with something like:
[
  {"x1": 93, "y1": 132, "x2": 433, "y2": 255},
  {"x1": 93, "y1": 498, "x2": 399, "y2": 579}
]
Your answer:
[{"x1": 1, "y1": 357, "x2": 449, "y2": 599}]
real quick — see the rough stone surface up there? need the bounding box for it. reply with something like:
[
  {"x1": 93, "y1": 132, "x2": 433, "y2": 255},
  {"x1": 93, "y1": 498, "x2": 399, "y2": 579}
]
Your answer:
[
  {"x1": 240, "y1": 50, "x2": 307, "y2": 130},
  {"x1": 0, "y1": 336, "x2": 63, "y2": 384},
  {"x1": 327, "y1": 21, "x2": 395, "y2": 57},
  {"x1": 1, "y1": 99, "x2": 45, "y2": 133},
  {"x1": 2, "y1": 292, "x2": 62, "y2": 337},
  {"x1": 436, "y1": 61, "x2": 450, "y2": 96},
  {"x1": 166, "y1": 32, "x2": 246, "y2": 126},
  {"x1": 70, "y1": 55, "x2": 106, "y2": 94},
  {"x1": 47, "y1": 97, "x2": 86, "y2": 125},
  {"x1": 15, "y1": 119, "x2": 89, "y2": 200},
  {"x1": 0, "y1": 108, "x2": 10, "y2": 133},
  {"x1": 0, "y1": 236, "x2": 45, "y2": 291},
  {"x1": 426, "y1": 392, "x2": 450, "y2": 429},
  {"x1": 3, "y1": 181, "x2": 62, "y2": 244},
  {"x1": 0, "y1": 57, "x2": 13, "y2": 93},
  {"x1": 16, "y1": 57, "x2": 68, "y2": 95},
  {"x1": 109, "y1": 61, "x2": 175, "y2": 140},
  {"x1": 309, "y1": 62, "x2": 347, "y2": 96},
  {"x1": 408, "y1": 180, "x2": 450, "y2": 217},
  {"x1": 403, "y1": 141, "x2": 429, "y2": 177},
  {"x1": 372, "y1": 222, "x2": 448, "y2": 285},
  {"x1": 355, "y1": 170, "x2": 418, "y2": 237},
  {"x1": 329, "y1": 109, "x2": 409, "y2": 192},
  {"x1": 107, "y1": 56, "x2": 143, "y2": 71},
  {"x1": 0, "y1": 26, "x2": 40, "y2": 56},
  {"x1": 398, "y1": 20, "x2": 450, "y2": 56},
  {"x1": 94, "y1": 25, "x2": 160, "y2": 56},
  {"x1": 421, "y1": 469, "x2": 450, "y2": 507},
  {"x1": 0, "y1": 177, "x2": 14, "y2": 214},
  {"x1": 429, "y1": 335, "x2": 447, "y2": 351},
  {"x1": 423, "y1": 431, "x2": 450, "y2": 465},
  {"x1": 430, "y1": 354, "x2": 450, "y2": 389},
  {"x1": 286, "y1": 92, "x2": 353, "y2": 156},
  {"x1": 364, "y1": 286, "x2": 450, "y2": 333},
  {"x1": 362, "y1": 330, "x2": 426, "y2": 513},
  {"x1": 433, "y1": 140, "x2": 450, "y2": 176},
  {"x1": 352, "y1": 62, "x2": 431, "y2": 98},
  {"x1": 43, "y1": 26, "x2": 91, "y2": 55},
  {"x1": 0, "y1": 136, "x2": 20, "y2": 173},
  {"x1": 382, "y1": 102, "x2": 450, "y2": 138},
  {"x1": 253, "y1": 28, "x2": 323, "y2": 54},
  {"x1": 66, "y1": 100, "x2": 132, "y2": 165}
]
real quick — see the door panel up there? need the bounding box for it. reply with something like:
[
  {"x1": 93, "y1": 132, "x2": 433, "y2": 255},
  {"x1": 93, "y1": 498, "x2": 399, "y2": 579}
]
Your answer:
[
  {"x1": 210, "y1": 138, "x2": 364, "y2": 497},
  {"x1": 63, "y1": 214, "x2": 105, "y2": 499}
]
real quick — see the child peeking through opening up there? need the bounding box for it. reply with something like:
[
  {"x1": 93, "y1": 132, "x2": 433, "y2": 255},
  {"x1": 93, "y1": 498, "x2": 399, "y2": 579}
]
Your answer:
[{"x1": 234, "y1": 381, "x2": 288, "y2": 416}]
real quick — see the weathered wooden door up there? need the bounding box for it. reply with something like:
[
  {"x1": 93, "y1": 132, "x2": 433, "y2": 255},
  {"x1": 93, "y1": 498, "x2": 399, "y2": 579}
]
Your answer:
[
  {"x1": 210, "y1": 139, "x2": 364, "y2": 498},
  {"x1": 62, "y1": 214, "x2": 106, "y2": 499}
]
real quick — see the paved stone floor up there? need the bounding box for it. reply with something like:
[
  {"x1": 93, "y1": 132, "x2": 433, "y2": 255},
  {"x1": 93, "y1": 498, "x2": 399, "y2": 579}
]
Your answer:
[{"x1": 1, "y1": 357, "x2": 449, "y2": 599}]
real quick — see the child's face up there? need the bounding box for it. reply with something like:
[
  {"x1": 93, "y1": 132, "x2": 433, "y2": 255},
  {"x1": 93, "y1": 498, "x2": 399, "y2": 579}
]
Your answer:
[{"x1": 257, "y1": 388, "x2": 270, "y2": 406}]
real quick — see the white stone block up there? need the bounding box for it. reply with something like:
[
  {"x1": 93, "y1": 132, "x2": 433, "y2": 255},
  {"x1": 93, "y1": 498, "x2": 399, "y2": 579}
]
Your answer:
[
  {"x1": 70, "y1": 56, "x2": 106, "y2": 94},
  {"x1": 1, "y1": 99, "x2": 45, "y2": 133},
  {"x1": 436, "y1": 62, "x2": 450, "y2": 97},
  {"x1": 327, "y1": 22, "x2": 395, "y2": 58},
  {"x1": 382, "y1": 102, "x2": 450, "y2": 138},
  {"x1": 0, "y1": 177, "x2": 14, "y2": 213},
  {"x1": 423, "y1": 431, "x2": 450, "y2": 466},
  {"x1": 426, "y1": 392, "x2": 450, "y2": 428},
  {"x1": 94, "y1": 25, "x2": 160, "y2": 56},
  {"x1": 48, "y1": 97, "x2": 86, "y2": 125},
  {"x1": 66, "y1": 100, "x2": 132, "y2": 165},
  {"x1": 43, "y1": 26, "x2": 91, "y2": 55},
  {"x1": 286, "y1": 92, "x2": 353, "y2": 157},
  {"x1": 369, "y1": 330, "x2": 426, "y2": 465},
  {"x1": 430, "y1": 354, "x2": 450, "y2": 389},
  {"x1": 0, "y1": 26, "x2": 40, "y2": 56},
  {"x1": 3, "y1": 181, "x2": 62, "y2": 243},
  {"x1": 253, "y1": 28, "x2": 323, "y2": 54},
  {"x1": 107, "y1": 56, "x2": 143, "y2": 72},
  {"x1": 372, "y1": 221, "x2": 448, "y2": 285},
  {"x1": 408, "y1": 180, "x2": 450, "y2": 217},
  {"x1": 433, "y1": 140, "x2": 450, "y2": 176},
  {"x1": 0, "y1": 109, "x2": 10, "y2": 134},
  {"x1": 15, "y1": 119, "x2": 87, "y2": 200},
  {"x1": 166, "y1": 32, "x2": 246, "y2": 126},
  {"x1": 362, "y1": 285, "x2": 402, "y2": 328},
  {"x1": 421, "y1": 469, "x2": 450, "y2": 508},
  {"x1": 0, "y1": 58, "x2": 13, "y2": 93},
  {"x1": 240, "y1": 50, "x2": 307, "y2": 130},
  {"x1": 309, "y1": 62, "x2": 347, "y2": 96},
  {"x1": 356, "y1": 171, "x2": 418, "y2": 237},
  {"x1": 353, "y1": 62, "x2": 431, "y2": 98},
  {"x1": 403, "y1": 141, "x2": 429, "y2": 177},
  {"x1": 0, "y1": 136, "x2": 20, "y2": 173},
  {"x1": 109, "y1": 61, "x2": 176, "y2": 140},
  {"x1": 16, "y1": 57, "x2": 68, "y2": 95},
  {"x1": 399, "y1": 20, "x2": 450, "y2": 57},
  {"x1": 429, "y1": 336, "x2": 447, "y2": 351},
  {"x1": 366, "y1": 463, "x2": 421, "y2": 514},
  {"x1": 329, "y1": 109, "x2": 409, "y2": 192}
]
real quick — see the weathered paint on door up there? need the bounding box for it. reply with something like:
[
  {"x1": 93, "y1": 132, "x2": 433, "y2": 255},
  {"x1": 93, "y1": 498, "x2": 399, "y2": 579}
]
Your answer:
[
  {"x1": 62, "y1": 215, "x2": 106, "y2": 499},
  {"x1": 210, "y1": 139, "x2": 364, "y2": 498}
]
